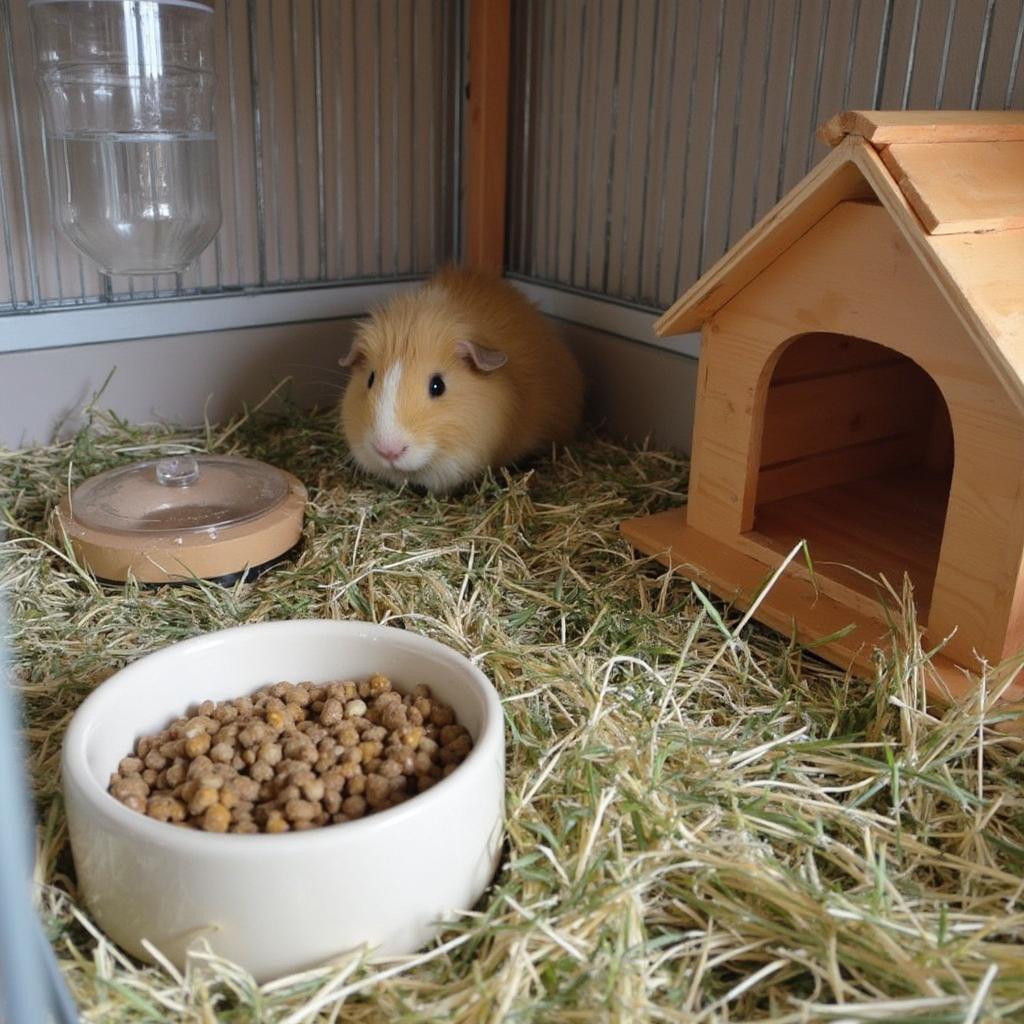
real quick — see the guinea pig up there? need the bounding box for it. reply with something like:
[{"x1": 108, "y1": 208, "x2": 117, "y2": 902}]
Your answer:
[{"x1": 338, "y1": 267, "x2": 584, "y2": 493}]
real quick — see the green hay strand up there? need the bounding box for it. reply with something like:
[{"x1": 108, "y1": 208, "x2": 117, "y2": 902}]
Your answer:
[{"x1": 2, "y1": 401, "x2": 1024, "y2": 1022}]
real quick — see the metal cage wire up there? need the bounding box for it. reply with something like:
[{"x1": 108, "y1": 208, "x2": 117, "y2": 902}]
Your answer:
[
  {"x1": 0, "y1": 0, "x2": 463, "y2": 315},
  {"x1": 505, "y1": 0, "x2": 1024, "y2": 313},
  {"x1": 2, "y1": 0, "x2": 1024, "y2": 324}
]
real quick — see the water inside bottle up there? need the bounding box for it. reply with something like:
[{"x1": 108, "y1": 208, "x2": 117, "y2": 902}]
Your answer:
[{"x1": 48, "y1": 131, "x2": 220, "y2": 276}]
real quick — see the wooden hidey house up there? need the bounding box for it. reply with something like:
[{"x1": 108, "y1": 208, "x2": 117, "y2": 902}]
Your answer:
[{"x1": 623, "y1": 111, "x2": 1024, "y2": 702}]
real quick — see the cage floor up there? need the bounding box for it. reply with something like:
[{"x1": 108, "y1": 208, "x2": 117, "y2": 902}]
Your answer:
[
  {"x1": 752, "y1": 466, "x2": 952, "y2": 617},
  {"x1": 2, "y1": 405, "x2": 1022, "y2": 1021}
]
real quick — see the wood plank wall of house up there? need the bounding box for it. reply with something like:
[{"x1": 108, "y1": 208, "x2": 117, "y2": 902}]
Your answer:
[
  {"x1": 465, "y1": 0, "x2": 512, "y2": 271},
  {"x1": 755, "y1": 334, "x2": 952, "y2": 506}
]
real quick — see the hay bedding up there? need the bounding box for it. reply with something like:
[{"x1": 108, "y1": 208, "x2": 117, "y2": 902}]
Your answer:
[{"x1": 2, "y1": 399, "x2": 1024, "y2": 1023}]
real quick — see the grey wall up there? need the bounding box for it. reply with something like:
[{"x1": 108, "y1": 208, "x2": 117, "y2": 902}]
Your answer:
[
  {"x1": 508, "y1": 0, "x2": 1024, "y2": 310},
  {"x1": 0, "y1": 317, "x2": 697, "y2": 453},
  {"x1": 0, "y1": 319, "x2": 355, "y2": 449},
  {"x1": 560, "y1": 322, "x2": 697, "y2": 451}
]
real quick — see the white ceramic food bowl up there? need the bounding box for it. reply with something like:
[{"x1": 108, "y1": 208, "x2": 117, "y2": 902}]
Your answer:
[{"x1": 62, "y1": 619, "x2": 505, "y2": 981}]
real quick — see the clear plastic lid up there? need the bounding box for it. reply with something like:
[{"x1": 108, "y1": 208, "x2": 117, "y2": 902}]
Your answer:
[{"x1": 69, "y1": 455, "x2": 291, "y2": 535}]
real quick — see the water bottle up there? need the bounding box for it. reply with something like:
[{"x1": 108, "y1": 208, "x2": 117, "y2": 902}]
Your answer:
[{"x1": 30, "y1": 0, "x2": 221, "y2": 276}]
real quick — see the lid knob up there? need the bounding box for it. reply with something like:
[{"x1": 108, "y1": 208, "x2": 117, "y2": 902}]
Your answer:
[{"x1": 155, "y1": 455, "x2": 200, "y2": 488}]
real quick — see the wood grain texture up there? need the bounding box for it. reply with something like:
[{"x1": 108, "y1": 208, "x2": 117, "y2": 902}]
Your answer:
[
  {"x1": 737, "y1": 203, "x2": 1024, "y2": 665},
  {"x1": 632, "y1": 117, "x2": 1024, "y2": 699},
  {"x1": 683, "y1": 323, "x2": 765, "y2": 542},
  {"x1": 753, "y1": 467, "x2": 951, "y2": 616},
  {"x1": 927, "y1": 227, "x2": 1024, "y2": 386},
  {"x1": 881, "y1": 142, "x2": 1024, "y2": 235},
  {"x1": 618, "y1": 509, "x2": 1024, "y2": 710},
  {"x1": 656, "y1": 135, "x2": 1024, "y2": 422},
  {"x1": 654, "y1": 138, "x2": 874, "y2": 336},
  {"x1": 818, "y1": 110, "x2": 1024, "y2": 148},
  {"x1": 755, "y1": 433, "x2": 924, "y2": 506},
  {"x1": 465, "y1": 0, "x2": 511, "y2": 272},
  {"x1": 755, "y1": 333, "x2": 941, "y2": 503},
  {"x1": 769, "y1": 331, "x2": 900, "y2": 383},
  {"x1": 759, "y1": 359, "x2": 934, "y2": 465},
  {"x1": 848, "y1": 140, "x2": 1024, "y2": 423},
  {"x1": 664, "y1": 200, "x2": 1024, "y2": 673}
]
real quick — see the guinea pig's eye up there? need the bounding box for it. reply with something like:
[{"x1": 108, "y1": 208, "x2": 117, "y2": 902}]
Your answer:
[
  {"x1": 367, "y1": 371, "x2": 375, "y2": 389},
  {"x1": 428, "y1": 374, "x2": 446, "y2": 398}
]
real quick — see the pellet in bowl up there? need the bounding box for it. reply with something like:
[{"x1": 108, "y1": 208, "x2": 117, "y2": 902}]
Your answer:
[{"x1": 108, "y1": 675, "x2": 474, "y2": 833}]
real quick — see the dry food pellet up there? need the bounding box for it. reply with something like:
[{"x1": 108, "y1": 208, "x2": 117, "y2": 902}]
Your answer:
[
  {"x1": 108, "y1": 675, "x2": 474, "y2": 834},
  {"x1": 202, "y1": 803, "x2": 231, "y2": 833},
  {"x1": 147, "y1": 794, "x2": 186, "y2": 822}
]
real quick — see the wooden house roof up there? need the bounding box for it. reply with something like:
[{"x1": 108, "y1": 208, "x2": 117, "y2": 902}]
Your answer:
[{"x1": 656, "y1": 111, "x2": 1024, "y2": 412}]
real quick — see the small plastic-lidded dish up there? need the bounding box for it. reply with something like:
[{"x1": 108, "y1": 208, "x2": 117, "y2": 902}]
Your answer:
[{"x1": 55, "y1": 455, "x2": 307, "y2": 584}]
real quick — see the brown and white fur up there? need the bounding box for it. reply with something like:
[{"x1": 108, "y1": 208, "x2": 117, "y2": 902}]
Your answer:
[{"x1": 339, "y1": 268, "x2": 584, "y2": 493}]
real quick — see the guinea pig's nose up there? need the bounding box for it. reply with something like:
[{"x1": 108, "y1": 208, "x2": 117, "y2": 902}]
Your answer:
[{"x1": 374, "y1": 441, "x2": 409, "y2": 463}]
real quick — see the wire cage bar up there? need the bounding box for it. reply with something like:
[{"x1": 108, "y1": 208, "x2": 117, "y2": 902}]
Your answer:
[
  {"x1": 4, "y1": 0, "x2": 1024, "y2": 326},
  {"x1": 0, "y1": 0, "x2": 463, "y2": 317},
  {"x1": 506, "y1": 0, "x2": 1024, "y2": 314}
]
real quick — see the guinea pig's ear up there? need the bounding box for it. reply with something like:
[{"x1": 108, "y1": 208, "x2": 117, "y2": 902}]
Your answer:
[
  {"x1": 456, "y1": 339, "x2": 507, "y2": 373},
  {"x1": 338, "y1": 338, "x2": 365, "y2": 368}
]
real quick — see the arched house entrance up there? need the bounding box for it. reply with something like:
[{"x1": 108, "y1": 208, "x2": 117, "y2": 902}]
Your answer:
[
  {"x1": 753, "y1": 333, "x2": 954, "y2": 625},
  {"x1": 622, "y1": 111, "x2": 1024, "y2": 702}
]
